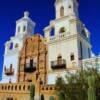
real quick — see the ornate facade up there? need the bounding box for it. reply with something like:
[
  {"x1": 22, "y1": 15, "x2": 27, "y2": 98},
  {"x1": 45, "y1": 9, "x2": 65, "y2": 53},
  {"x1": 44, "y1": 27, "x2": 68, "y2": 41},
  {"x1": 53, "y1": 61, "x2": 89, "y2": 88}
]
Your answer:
[
  {"x1": 18, "y1": 34, "x2": 47, "y2": 84},
  {"x1": 0, "y1": 34, "x2": 57, "y2": 100}
]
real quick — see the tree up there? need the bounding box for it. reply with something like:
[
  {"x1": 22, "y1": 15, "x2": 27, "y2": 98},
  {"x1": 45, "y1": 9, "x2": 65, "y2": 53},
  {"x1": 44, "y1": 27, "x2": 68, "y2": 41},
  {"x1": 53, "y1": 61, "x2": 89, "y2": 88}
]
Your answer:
[
  {"x1": 49, "y1": 96, "x2": 54, "y2": 100},
  {"x1": 55, "y1": 77, "x2": 66, "y2": 100},
  {"x1": 55, "y1": 66, "x2": 100, "y2": 100},
  {"x1": 30, "y1": 84, "x2": 35, "y2": 100}
]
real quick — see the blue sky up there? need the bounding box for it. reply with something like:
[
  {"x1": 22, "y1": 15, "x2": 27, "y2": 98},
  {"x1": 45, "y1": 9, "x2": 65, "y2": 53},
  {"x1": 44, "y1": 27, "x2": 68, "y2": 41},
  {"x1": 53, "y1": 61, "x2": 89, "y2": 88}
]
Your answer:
[{"x1": 0, "y1": 0, "x2": 100, "y2": 78}]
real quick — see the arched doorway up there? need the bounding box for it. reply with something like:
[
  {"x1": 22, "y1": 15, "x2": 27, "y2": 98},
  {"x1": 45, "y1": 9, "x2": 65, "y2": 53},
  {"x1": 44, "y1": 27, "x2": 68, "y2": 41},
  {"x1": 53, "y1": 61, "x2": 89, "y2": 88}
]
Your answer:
[
  {"x1": 60, "y1": 6, "x2": 64, "y2": 17},
  {"x1": 6, "y1": 97, "x2": 13, "y2": 100},
  {"x1": 41, "y1": 94, "x2": 44, "y2": 100}
]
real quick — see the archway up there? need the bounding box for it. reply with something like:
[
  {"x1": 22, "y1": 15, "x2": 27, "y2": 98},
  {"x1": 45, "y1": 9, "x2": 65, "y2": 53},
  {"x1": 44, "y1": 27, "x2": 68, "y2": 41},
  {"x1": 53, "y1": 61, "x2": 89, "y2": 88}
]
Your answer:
[
  {"x1": 41, "y1": 94, "x2": 44, "y2": 100},
  {"x1": 60, "y1": 6, "x2": 64, "y2": 17},
  {"x1": 6, "y1": 97, "x2": 13, "y2": 100},
  {"x1": 59, "y1": 27, "x2": 65, "y2": 33}
]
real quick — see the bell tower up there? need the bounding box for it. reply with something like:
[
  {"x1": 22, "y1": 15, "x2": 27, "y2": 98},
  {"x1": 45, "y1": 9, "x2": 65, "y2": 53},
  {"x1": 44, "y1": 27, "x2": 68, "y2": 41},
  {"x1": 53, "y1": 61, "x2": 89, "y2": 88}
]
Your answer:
[
  {"x1": 44, "y1": 0, "x2": 91, "y2": 84},
  {"x1": 1, "y1": 11, "x2": 36, "y2": 83},
  {"x1": 15, "y1": 11, "x2": 35, "y2": 37},
  {"x1": 55, "y1": 0, "x2": 79, "y2": 19},
  {"x1": 44, "y1": 0, "x2": 79, "y2": 39}
]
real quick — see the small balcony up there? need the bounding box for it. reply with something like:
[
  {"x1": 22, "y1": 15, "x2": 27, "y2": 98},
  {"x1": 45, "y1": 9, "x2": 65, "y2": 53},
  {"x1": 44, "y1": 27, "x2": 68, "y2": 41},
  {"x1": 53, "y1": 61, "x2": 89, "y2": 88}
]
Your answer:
[
  {"x1": 5, "y1": 66, "x2": 14, "y2": 76},
  {"x1": 51, "y1": 59, "x2": 66, "y2": 70},
  {"x1": 24, "y1": 63, "x2": 36, "y2": 73}
]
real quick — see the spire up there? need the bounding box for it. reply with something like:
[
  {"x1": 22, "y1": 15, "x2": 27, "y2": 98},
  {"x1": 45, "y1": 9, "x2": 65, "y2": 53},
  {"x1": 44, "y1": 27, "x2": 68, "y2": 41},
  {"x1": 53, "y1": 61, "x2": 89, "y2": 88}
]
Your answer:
[
  {"x1": 15, "y1": 11, "x2": 36, "y2": 36},
  {"x1": 24, "y1": 11, "x2": 29, "y2": 18}
]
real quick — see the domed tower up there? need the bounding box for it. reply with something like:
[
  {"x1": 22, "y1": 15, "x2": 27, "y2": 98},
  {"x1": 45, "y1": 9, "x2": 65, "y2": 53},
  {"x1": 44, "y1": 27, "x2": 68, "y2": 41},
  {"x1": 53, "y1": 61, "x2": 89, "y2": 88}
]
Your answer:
[
  {"x1": 15, "y1": 11, "x2": 35, "y2": 36},
  {"x1": 44, "y1": 0, "x2": 91, "y2": 84},
  {"x1": 1, "y1": 11, "x2": 36, "y2": 83}
]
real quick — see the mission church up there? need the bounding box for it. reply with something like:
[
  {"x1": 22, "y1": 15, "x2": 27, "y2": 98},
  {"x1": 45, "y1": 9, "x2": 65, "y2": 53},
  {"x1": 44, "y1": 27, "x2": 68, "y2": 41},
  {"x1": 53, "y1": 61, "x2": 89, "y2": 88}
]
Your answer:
[{"x1": 0, "y1": 0, "x2": 99, "y2": 100}]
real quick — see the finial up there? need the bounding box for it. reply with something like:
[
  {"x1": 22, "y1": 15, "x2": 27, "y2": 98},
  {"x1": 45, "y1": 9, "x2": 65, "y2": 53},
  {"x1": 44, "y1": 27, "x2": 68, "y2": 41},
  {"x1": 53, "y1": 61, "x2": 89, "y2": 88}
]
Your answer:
[{"x1": 24, "y1": 11, "x2": 29, "y2": 18}]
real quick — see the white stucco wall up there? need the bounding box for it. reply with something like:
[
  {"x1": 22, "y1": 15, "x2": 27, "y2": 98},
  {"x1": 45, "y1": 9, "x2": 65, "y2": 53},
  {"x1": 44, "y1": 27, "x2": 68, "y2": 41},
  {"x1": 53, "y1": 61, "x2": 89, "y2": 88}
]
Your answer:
[
  {"x1": 1, "y1": 53, "x2": 19, "y2": 83},
  {"x1": 1, "y1": 11, "x2": 35, "y2": 83},
  {"x1": 47, "y1": 34, "x2": 80, "y2": 84},
  {"x1": 48, "y1": 71, "x2": 67, "y2": 84},
  {"x1": 45, "y1": 0, "x2": 91, "y2": 85},
  {"x1": 48, "y1": 35, "x2": 79, "y2": 70},
  {"x1": 1, "y1": 36, "x2": 24, "y2": 83}
]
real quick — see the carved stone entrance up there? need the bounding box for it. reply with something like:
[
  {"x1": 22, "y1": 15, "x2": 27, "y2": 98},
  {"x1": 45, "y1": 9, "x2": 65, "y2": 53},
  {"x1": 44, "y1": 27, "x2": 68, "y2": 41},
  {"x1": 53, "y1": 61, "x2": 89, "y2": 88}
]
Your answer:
[{"x1": 6, "y1": 97, "x2": 13, "y2": 100}]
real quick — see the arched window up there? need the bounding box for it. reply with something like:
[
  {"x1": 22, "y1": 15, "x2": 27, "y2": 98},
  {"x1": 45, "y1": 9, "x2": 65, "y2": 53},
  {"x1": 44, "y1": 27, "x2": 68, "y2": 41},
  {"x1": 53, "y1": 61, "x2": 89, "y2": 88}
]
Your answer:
[
  {"x1": 2, "y1": 86, "x2": 4, "y2": 90},
  {"x1": 19, "y1": 85, "x2": 21, "y2": 90},
  {"x1": 51, "y1": 27, "x2": 55, "y2": 36},
  {"x1": 82, "y1": 29, "x2": 87, "y2": 37},
  {"x1": 15, "y1": 85, "x2": 17, "y2": 90},
  {"x1": 80, "y1": 42, "x2": 83, "y2": 60},
  {"x1": 69, "y1": 5, "x2": 72, "y2": 9},
  {"x1": 11, "y1": 86, "x2": 13, "y2": 90},
  {"x1": 5, "y1": 86, "x2": 7, "y2": 90},
  {"x1": 8, "y1": 86, "x2": 10, "y2": 90},
  {"x1": 23, "y1": 85, "x2": 25, "y2": 90},
  {"x1": 28, "y1": 85, "x2": 30, "y2": 90},
  {"x1": 59, "y1": 27, "x2": 65, "y2": 33},
  {"x1": 9, "y1": 42, "x2": 13, "y2": 50},
  {"x1": 57, "y1": 55, "x2": 62, "y2": 65},
  {"x1": 50, "y1": 87, "x2": 52, "y2": 90},
  {"x1": 18, "y1": 26, "x2": 20, "y2": 33},
  {"x1": 70, "y1": 54, "x2": 75, "y2": 61},
  {"x1": 23, "y1": 26, "x2": 26, "y2": 32},
  {"x1": 15, "y1": 43, "x2": 19, "y2": 48},
  {"x1": 10, "y1": 64, "x2": 12, "y2": 69},
  {"x1": 60, "y1": 6, "x2": 64, "y2": 17}
]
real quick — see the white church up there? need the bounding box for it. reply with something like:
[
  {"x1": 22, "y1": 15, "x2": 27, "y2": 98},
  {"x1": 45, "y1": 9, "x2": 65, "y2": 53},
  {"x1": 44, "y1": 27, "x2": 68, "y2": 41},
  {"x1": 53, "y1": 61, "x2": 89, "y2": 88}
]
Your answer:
[
  {"x1": 44, "y1": 0, "x2": 100, "y2": 84},
  {"x1": 1, "y1": 0, "x2": 100, "y2": 84}
]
